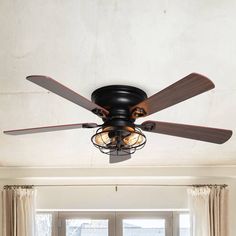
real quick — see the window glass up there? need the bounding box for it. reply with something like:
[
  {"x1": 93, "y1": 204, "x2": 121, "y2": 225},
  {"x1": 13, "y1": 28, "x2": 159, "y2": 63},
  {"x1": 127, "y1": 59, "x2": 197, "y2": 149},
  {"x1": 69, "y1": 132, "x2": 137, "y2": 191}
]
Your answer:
[
  {"x1": 36, "y1": 213, "x2": 52, "y2": 236},
  {"x1": 179, "y1": 214, "x2": 190, "y2": 236},
  {"x1": 66, "y1": 219, "x2": 108, "y2": 236},
  {"x1": 123, "y1": 219, "x2": 165, "y2": 236}
]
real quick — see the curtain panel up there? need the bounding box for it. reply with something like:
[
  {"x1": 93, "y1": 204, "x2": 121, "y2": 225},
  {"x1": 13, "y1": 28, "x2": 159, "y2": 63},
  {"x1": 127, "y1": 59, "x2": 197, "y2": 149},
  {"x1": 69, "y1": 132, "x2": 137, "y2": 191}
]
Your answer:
[
  {"x1": 188, "y1": 186, "x2": 228, "y2": 236},
  {"x1": 2, "y1": 186, "x2": 36, "y2": 236}
]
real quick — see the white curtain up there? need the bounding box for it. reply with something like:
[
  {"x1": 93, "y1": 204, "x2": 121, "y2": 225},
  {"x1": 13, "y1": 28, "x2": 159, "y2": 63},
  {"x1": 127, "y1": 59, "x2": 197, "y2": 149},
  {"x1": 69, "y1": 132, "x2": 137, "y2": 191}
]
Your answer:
[
  {"x1": 188, "y1": 186, "x2": 228, "y2": 236},
  {"x1": 2, "y1": 186, "x2": 36, "y2": 236}
]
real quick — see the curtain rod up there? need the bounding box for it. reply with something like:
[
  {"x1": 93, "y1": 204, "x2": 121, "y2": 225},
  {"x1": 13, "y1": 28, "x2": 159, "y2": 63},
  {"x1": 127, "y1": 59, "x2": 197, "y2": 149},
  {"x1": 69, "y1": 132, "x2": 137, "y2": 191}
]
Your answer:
[
  {"x1": 3, "y1": 184, "x2": 228, "y2": 188},
  {"x1": 4, "y1": 185, "x2": 34, "y2": 189}
]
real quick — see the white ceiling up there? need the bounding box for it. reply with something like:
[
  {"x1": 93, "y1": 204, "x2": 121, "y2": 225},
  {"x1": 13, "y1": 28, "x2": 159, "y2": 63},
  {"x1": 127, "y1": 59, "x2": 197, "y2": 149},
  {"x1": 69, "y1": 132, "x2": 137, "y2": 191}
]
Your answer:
[{"x1": 0, "y1": 0, "x2": 235, "y2": 167}]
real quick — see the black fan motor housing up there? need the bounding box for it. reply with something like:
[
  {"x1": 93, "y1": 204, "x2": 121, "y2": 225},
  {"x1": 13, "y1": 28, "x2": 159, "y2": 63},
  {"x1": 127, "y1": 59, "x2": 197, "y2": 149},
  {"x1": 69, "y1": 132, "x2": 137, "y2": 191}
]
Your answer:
[{"x1": 91, "y1": 85, "x2": 147, "y2": 127}]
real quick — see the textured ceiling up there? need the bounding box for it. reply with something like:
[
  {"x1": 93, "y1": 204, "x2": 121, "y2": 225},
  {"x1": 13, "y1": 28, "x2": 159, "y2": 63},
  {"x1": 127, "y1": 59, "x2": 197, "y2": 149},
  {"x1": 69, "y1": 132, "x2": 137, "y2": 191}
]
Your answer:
[{"x1": 0, "y1": 0, "x2": 235, "y2": 167}]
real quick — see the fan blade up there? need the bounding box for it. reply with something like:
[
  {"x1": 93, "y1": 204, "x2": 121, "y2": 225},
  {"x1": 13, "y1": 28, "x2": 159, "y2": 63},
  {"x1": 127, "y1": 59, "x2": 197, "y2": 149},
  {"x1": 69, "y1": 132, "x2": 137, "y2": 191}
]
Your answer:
[
  {"x1": 109, "y1": 150, "x2": 131, "y2": 163},
  {"x1": 140, "y1": 121, "x2": 232, "y2": 144},
  {"x1": 131, "y1": 73, "x2": 215, "y2": 118},
  {"x1": 4, "y1": 123, "x2": 98, "y2": 135},
  {"x1": 26, "y1": 76, "x2": 109, "y2": 118}
]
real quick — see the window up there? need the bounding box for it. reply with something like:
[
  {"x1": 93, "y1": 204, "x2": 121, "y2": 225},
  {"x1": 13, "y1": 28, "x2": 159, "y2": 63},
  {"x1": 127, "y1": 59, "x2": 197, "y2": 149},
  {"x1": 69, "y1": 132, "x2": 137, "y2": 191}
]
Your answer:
[
  {"x1": 58, "y1": 212, "x2": 115, "y2": 236},
  {"x1": 36, "y1": 211, "x2": 189, "y2": 236},
  {"x1": 123, "y1": 219, "x2": 165, "y2": 235},
  {"x1": 66, "y1": 219, "x2": 108, "y2": 236},
  {"x1": 179, "y1": 213, "x2": 190, "y2": 236},
  {"x1": 115, "y1": 212, "x2": 172, "y2": 236},
  {"x1": 36, "y1": 213, "x2": 53, "y2": 236}
]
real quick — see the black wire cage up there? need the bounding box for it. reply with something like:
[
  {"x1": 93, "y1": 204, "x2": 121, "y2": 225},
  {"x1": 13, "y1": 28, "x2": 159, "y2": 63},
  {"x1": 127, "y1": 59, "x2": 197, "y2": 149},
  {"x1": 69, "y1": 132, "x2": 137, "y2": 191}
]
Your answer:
[{"x1": 91, "y1": 127, "x2": 146, "y2": 156}]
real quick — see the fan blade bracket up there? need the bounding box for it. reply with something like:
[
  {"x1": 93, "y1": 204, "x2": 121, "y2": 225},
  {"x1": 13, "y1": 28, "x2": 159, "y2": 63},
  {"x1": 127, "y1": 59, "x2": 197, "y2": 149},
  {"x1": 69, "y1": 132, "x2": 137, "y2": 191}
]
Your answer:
[
  {"x1": 91, "y1": 108, "x2": 108, "y2": 119},
  {"x1": 82, "y1": 123, "x2": 99, "y2": 128},
  {"x1": 131, "y1": 107, "x2": 147, "y2": 119},
  {"x1": 141, "y1": 121, "x2": 156, "y2": 131}
]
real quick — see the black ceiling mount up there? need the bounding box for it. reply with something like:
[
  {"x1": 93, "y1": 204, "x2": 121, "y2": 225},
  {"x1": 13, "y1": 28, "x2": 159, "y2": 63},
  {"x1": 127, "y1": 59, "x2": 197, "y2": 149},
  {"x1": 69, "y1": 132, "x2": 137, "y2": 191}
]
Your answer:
[{"x1": 91, "y1": 85, "x2": 147, "y2": 109}]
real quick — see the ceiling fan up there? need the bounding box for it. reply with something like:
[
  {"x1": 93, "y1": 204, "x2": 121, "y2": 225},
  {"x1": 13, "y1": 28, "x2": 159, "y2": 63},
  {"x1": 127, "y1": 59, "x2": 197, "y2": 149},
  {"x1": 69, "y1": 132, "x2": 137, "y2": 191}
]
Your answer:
[{"x1": 4, "y1": 73, "x2": 232, "y2": 163}]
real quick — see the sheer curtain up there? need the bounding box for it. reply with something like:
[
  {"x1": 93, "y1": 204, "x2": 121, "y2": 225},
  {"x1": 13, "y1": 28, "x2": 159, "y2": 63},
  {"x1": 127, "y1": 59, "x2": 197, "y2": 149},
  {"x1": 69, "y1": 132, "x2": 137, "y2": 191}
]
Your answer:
[
  {"x1": 2, "y1": 186, "x2": 36, "y2": 236},
  {"x1": 188, "y1": 186, "x2": 228, "y2": 236}
]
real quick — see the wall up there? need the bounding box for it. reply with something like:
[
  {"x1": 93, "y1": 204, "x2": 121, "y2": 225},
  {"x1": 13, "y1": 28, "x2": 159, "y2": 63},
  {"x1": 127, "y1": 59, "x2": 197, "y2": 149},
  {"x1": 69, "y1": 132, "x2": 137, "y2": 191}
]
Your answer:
[
  {"x1": 36, "y1": 186, "x2": 188, "y2": 210},
  {"x1": 0, "y1": 167, "x2": 235, "y2": 235}
]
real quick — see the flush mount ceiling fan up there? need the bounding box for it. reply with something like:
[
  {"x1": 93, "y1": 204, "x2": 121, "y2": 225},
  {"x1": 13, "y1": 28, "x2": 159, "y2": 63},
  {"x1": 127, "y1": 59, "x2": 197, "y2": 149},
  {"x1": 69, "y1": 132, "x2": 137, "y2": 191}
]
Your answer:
[{"x1": 4, "y1": 73, "x2": 232, "y2": 163}]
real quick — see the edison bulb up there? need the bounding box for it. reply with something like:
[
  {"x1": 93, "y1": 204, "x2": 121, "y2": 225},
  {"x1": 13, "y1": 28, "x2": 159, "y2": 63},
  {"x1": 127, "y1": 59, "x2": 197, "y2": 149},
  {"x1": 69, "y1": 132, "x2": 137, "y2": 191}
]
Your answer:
[
  {"x1": 94, "y1": 132, "x2": 110, "y2": 145},
  {"x1": 123, "y1": 133, "x2": 143, "y2": 145}
]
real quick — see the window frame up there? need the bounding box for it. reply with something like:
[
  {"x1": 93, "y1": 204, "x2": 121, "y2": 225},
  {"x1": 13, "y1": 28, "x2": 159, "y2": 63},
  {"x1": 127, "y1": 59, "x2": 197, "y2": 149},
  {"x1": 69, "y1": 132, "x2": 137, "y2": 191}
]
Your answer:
[
  {"x1": 36, "y1": 210, "x2": 189, "y2": 236},
  {"x1": 58, "y1": 211, "x2": 115, "y2": 236},
  {"x1": 115, "y1": 211, "x2": 173, "y2": 236},
  {"x1": 173, "y1": 211, "x2": 190, "y2": 236}
]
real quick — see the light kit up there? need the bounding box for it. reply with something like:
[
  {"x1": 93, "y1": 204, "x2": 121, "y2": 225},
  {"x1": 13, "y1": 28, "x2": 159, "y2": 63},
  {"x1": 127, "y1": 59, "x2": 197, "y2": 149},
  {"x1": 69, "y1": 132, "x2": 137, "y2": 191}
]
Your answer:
[{"x1": 91, "y1": 126, "x2": 146, "y2": 156}]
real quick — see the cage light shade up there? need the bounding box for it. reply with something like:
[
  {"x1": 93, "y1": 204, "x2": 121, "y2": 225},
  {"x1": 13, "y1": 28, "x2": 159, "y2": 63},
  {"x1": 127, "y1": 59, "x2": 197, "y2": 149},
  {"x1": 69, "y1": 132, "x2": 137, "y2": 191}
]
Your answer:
[
  {"x1": 94, "y1": 131, "x2": 110, "y2": 145},
  {"x1": 123, "y1": 132, "x2": 144, "y2": 145},
  {"x1": 91, "y1": 127, "x2": 146, "y2": 156}
]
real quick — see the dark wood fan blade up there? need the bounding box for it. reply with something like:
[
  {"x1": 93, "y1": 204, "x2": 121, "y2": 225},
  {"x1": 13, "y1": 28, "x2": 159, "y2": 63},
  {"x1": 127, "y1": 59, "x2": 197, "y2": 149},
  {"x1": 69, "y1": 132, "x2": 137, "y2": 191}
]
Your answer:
[
  {"x1": 131, "y1": 73, "x2": 215, "y2": 118},
  {"x1": 4, "y1": 123, "x2": 98, "y2": 135},
  {"x1": 26, "y1": 76, "x2": 109, "y2": 118},
  {"x1": 109, "y1": 149, "x2": 131, "y2": 163},
  {"x1": 140, "y1": 120, "x2": 232, "y2": 144}
]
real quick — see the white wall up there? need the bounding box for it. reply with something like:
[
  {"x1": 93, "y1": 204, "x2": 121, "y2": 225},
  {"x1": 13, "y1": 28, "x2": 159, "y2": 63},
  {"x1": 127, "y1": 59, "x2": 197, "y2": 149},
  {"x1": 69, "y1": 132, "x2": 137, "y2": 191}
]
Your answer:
[
  {"x1": 36, "y1": 186, "x2": 188, "y2": 210},
  {"x1": 0, "y1": 167, "x2": 236, "y2": 235}
]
